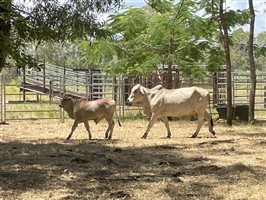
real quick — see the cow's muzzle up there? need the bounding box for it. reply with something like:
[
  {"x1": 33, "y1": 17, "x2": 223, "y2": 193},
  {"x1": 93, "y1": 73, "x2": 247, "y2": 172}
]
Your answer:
[{"x1": 125, "y1": 100, "x2": 132, "y2": 106}]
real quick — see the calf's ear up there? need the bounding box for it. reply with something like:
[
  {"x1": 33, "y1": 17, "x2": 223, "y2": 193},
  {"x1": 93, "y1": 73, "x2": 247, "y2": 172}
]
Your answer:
[{"x1": 140, "y1": 86, "x2": 146, "y2": 95}]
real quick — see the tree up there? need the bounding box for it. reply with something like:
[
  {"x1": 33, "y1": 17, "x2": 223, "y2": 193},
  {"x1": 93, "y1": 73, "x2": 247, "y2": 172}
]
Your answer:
[
  {"x1": 230, "y1": 29, "x2": 266, "y2": 72},
  {"x1": 0, "y1": 1, "x2": 11, "y2": 72},
  {"x1": 0, "y1": 0, "x2": 122, "y2": 72},
  {"x1": 205, "y1": 0, "x2": 249, "y2": 125},
  {"x1": 254, "y1": 32, "x2": 266, "y2": 70},
  {"x1": 218, "y1": 0, "x2": 233, "y2": 126},
  {"x1": 231, "y1": 28, "x2": 249, "y2": 71},
  {"x1": 81, "y1": 0, "x2": 224, "y2": 87},
  {"x1": 29, "y1": 41, "x2": 88, "y2": 68},
  {"x1": 248, "y1": 0, "x2": 256, "y2": 123}
]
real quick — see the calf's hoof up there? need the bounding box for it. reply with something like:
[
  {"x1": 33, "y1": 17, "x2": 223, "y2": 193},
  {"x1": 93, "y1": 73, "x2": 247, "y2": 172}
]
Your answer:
[
  {"x1": 211, "y1": 131, "x2": 216, "y2": 136},
  {"x1": 66, "y1": 137, "x2": 71, "y2": 140},
  {"x1": 191, "y1": 134, "x2": 197, "y2": 138},
  {"x1": 141, "y1": 135, "x2": 147, "y2": 139}
]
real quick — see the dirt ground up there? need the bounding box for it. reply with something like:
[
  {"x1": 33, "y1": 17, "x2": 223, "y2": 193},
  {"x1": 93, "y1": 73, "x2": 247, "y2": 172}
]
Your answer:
[{"x1": 0, "y1": 119, "x2": 266, "y2": 200}]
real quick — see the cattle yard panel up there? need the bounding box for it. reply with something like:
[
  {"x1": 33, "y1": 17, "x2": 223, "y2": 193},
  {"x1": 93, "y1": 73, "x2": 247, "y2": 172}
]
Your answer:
[
  {"x1": 1, "y1": 66, "x2": 266, "y2": 123},
  {"x1": 1, "y1": 74, "x2": 62, "y2": 122},
  {"x1": 216, "y1": 71, "x2": 266, "y2": 110}
]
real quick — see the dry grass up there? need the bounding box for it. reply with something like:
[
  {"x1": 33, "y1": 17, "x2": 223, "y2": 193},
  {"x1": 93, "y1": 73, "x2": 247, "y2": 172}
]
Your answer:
[{"x1": 0, "y1": 119, "x2": 266, "y2": 200}]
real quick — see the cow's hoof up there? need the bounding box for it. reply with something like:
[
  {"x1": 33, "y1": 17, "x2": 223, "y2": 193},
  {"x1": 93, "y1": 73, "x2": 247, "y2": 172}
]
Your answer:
[
  {"x1": 212, "y1": 131, "x2": 216, "y2": 136},
  {"x1": 191, "y1": 134, "x2": 197, "y2": 138},
  {"x1": 141, "y1": 136, "x2": 147, "y2": 139},
  {"x1": 166, "y1": 136, "x2": 171, "y2": 139},
  {"x1": 107, "y1": 137, "x2": 112, "y2": 140},
  {"x1": 66, "y1": 137, "x2": 70, "y2": 140}
]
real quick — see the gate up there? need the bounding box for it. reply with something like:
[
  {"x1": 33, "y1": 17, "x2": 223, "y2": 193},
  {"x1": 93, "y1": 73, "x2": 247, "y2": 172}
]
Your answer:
[
  {"x1": 1, "y1": 66, "x2": 266, "y2": 123},
  {"x1": 215, "y1": 71, "x2": 266, "y2": 110}
]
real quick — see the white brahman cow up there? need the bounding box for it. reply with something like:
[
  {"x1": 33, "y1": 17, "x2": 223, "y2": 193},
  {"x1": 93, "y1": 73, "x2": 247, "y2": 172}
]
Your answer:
[{"x1": 126, "y1": 84, "x2": 215, "y2": 138}]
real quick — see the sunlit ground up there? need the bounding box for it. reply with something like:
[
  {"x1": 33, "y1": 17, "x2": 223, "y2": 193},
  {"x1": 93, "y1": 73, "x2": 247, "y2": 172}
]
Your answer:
[{"x1": 0, "y1": 119, "x2": 266, "y2": 200}]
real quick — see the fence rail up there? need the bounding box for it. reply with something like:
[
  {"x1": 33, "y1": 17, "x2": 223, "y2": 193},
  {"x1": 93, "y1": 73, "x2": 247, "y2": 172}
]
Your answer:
[{"x1": 1, "y1": 65, "x2": 266, "y2": 123}]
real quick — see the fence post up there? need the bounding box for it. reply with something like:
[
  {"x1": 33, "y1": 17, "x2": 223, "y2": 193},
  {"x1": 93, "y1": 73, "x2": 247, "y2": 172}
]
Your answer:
[
  {"x1": 0, "y1": 74, "x2": 6, "y2": 124},
  {"x1": 59, "y1": 76, "x2": 64, "y2": 122},
  {"x1": 22, "y1": 65, "x2": 26, "y2": 102},
  {"x1": 43, "y1": 60, "x2": 46, "y2": 93},
  {"x1": 63, "y1": 66, "x2": 66, "y2": 93},
  {"x1": 85, "y1": 71, "x2": 88, "y2": 100},
  {"x1": 232, "y1": 73, "x2": 235, "y2": 105},
  {"x1": 113, "y1": 76, "x2": 117, "y2": 102},
  {"x1": 3, "y1": 74, "x2": 6, "y2": 123},
  {"x1": 0, "y1": 74, "x2": 3, "y2": 123},
  {"x1": 76, "y1": 73, "x2": 79, "y2": 93},
  {"x1": 212, "y1": 72, "x2": 218, "y2": 106},
  {"x1": 120, "y1": 74, "x2": 124, "y2": 119},
  {"x1": 49, "y1": 80, "x2": 53, "y2": 104}
]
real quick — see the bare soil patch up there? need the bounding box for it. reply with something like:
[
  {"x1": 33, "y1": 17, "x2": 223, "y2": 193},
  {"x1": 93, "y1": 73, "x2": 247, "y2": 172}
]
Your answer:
[{"x1": 0, "y1": 119, "x2": 266, "y2": 199}]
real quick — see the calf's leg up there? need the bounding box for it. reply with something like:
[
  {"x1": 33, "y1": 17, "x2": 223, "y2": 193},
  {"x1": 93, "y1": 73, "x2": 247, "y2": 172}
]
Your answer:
[
  {"x1": 162, "y1": 117, "x2": 171, "y2": 138},
  {"x1": 84, "y1": 121, "x2": 92, "y2": 140},
  {"x1": 191, "y1": 111, "x2": 204, "y2": 138},
  {"x1": 142, "y1": 113, "x2": 159, "y2": 139},
  {"x1": 104, "y1": 127, "x2": 110, "y2": 139},
  {"x1": 104, "y1": 116, "x2": 111, "y2": 139},
  {"x1": 204, "y1": 111, "x2": 215, "y2": 136},
  {"x1": 107, "y1": 119, "x2": 115, "y2": 140},
  {"x1": 66, "y1": 120, "x2": 78, "y2": 140}
]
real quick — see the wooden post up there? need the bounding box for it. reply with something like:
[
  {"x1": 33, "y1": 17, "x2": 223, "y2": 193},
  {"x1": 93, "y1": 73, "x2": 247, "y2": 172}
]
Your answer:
[
  {"x1": 85, "y1": 71, "x2": 88, "y2": 100},
  {"x1": 63, "y1": 64, "x2": 66, "y2": 94},
  {"x1": 212, "y1": 72, "x2": 218, "y2": 106},
  {"x1": 113, "y1": 76, "x2": 117, "y2": 102},
  {"x1": 22, "y1": 65, "x2": 26, "y2": 102},
  {"x1": 49, "y1": 80, "x2": 52, "y2": 104},
  {"x1": 43, "y1": 60, "x2": 46, "y2": 93},
  {"x1": 0, "y1": 74, "x2": 3, "y2": 123}
]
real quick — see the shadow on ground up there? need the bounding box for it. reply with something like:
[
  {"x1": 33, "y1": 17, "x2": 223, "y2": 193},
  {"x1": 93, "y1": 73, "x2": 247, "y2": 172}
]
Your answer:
[{"x1": 0, "y1": 138, "x2": 265, "y2": 199}]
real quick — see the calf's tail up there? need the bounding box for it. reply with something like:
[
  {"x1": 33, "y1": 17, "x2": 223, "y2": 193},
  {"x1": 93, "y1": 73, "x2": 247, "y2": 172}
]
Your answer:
[
  {"x1": 210, "y1": 117, "x2": 214, "y2": 127},
  {"x1": 114, "y1": 109, "x2": 122, "y2": 127},
  {"x1": 208, "y1": 95, "x2": 214, "y2": 127}
]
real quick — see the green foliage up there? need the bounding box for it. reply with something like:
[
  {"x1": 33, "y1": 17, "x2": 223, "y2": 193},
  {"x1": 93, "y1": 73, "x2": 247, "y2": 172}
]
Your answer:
[
  {"x1": 0, "y1": 0, "x2": 123, "y2": 71},
  {"x1": 108, "y1": 8, "x2": 148, "y2": 40},
  {"x1": 224, "y1": 9, "x2": 250, "y2": 30},
  {"x1": 79, "y1": 0, "x2": 225, "y2": 80},
  {"x1": 230, "y1": 28, "x2": 266, "y2": 71}
]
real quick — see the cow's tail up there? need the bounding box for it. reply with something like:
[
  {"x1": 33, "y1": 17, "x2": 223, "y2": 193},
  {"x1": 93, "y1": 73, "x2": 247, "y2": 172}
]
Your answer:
[
  {"x1": 114, "y1": 109, "x2": 122, "y2": 127},
  {"x1": 208, "y1": 95, "x2": 214, "y2": 127}
]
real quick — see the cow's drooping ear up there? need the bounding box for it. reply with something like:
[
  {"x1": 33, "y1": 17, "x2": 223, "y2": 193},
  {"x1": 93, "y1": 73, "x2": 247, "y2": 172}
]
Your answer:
[{"x1": 140, "y1": 86, "x2": 146, "y2": 95}]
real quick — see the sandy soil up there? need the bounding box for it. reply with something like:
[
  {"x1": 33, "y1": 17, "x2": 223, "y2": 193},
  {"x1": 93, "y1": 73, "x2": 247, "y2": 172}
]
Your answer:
[{"x1": 0, "y1": 119, "x2": 266, "y2": 200}]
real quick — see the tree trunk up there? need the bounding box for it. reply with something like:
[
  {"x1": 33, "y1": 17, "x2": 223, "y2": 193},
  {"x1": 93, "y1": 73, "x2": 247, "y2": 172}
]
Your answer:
[
  {"x1": 219, "y1": 0, "x2": 233, "y2": 126},
  {"x1": 165, "y1": 29, "x2": 174, "y2": 89},
  {"x1": 0, "y1": 1, "x2": 11, "y2": 72},
  {"x1": 248, "y1": 0, "x2": 256, "y2": 123}
]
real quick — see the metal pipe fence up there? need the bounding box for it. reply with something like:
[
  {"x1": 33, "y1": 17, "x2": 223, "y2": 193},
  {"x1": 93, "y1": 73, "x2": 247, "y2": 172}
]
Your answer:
[{"x1": 1, "y1": 65, "x2": 266, "y2": 123}]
